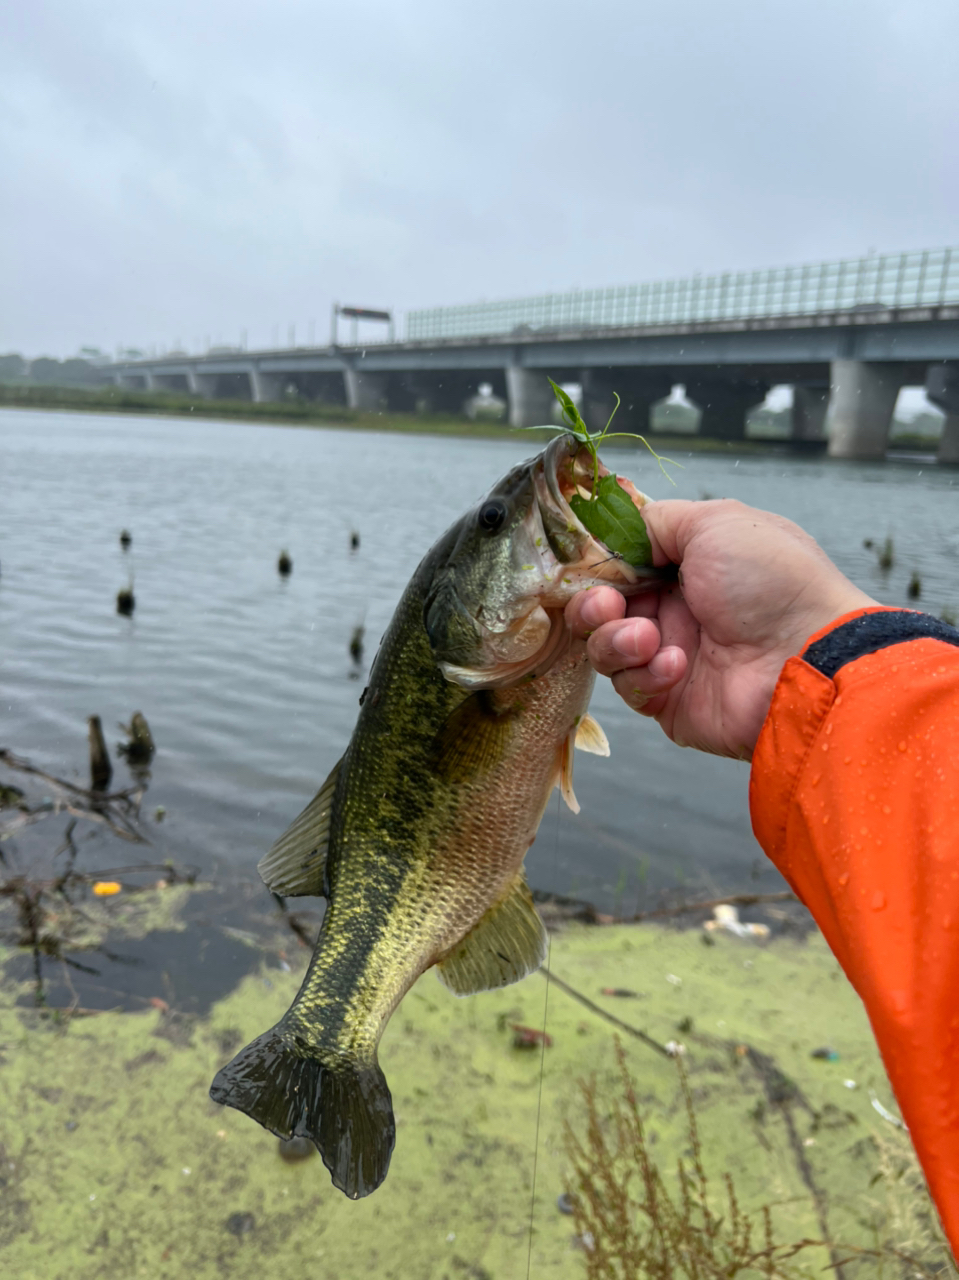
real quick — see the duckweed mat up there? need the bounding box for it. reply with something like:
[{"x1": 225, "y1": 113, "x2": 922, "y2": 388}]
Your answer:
[{"x1": 0, "y1": 921, "x2": 945, "y2": 1278}]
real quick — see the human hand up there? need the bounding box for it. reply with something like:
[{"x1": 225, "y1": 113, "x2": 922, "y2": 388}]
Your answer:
[{"x1": 566, "y1": 499, "x2": 876, "y2": 760}]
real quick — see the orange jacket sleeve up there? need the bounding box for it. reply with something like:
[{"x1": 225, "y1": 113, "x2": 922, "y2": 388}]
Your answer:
[{"x1": 751, "y1": 606, "x2": 959, "y2": 1253}]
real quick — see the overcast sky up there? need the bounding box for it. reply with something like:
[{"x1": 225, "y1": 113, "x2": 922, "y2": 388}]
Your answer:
[{"x1": 3, "y1": 0, "x2": 957, "y2": 358}]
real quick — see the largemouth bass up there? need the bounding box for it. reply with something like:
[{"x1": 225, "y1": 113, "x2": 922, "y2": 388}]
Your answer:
[{"x1": 210, "y1": 435, "x2": 669, "y2": 1197}]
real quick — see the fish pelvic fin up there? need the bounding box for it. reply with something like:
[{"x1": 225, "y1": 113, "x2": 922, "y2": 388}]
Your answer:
[
  {"x1": 209, "y1": 1024, "x2": 395, "y2": 1199},
  {"x1": 574, "y1": 712, "x2": 610, "y2": 757},
  {"x1": 258, "y1": 757, "x2": 342, "y2": 897},
  {"x1": 435, "y1": 871, "x2": 548, "y2": 996}
]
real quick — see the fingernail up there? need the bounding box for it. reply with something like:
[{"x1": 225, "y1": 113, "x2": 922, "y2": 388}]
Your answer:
[
  {"x1": 579, "y1": 595, "x2": 606, "y2": 629},
  {"x1": 611, "y1": 627, "x2": 640, "y2": 660},
  {"x1": 647, "y1": 650, "x2": 676, "y2": 680}
]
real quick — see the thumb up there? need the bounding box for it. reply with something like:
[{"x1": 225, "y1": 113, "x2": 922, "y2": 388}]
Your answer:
[{"x1": 640, "y1": 499, "x2": 703, "y2": 567}]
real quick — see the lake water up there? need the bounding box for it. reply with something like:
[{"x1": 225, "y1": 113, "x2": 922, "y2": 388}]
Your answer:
[{"x1": 2, "y1": 407, "x2": 957, "y2": 925}]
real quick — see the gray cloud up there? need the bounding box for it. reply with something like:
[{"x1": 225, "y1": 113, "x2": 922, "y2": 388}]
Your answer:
[{"x1": 3, "y1": 0, "x2": 957, "y2": 355}]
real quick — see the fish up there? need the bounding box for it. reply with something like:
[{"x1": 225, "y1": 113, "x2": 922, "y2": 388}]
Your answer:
[{"x1": 209, "y1": 434, "x2": 671, "y2": 1198}]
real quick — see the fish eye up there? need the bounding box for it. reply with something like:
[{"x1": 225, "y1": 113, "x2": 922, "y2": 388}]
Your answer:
[{"x1": 477, "y1": 499, "x2": 508, "y2": 534}]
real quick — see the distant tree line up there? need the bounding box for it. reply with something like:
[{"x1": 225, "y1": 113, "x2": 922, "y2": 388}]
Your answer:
[{"x1": 0, "y1": 353, "x2": 108, "y2": 389}]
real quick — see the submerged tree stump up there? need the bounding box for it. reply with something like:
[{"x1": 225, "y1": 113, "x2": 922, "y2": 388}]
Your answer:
[
  {"x1": 118, "y1": 711, "x2": 155, "y2": 765},
  {"x1": 88, "y1": 715, "x2": 112, "y2": 792}
]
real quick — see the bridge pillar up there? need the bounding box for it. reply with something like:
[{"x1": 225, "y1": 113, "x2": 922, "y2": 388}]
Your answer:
[
  {"x1": 250, "y1": 367, "x2": 284, "y2": 403},
  {"x1": 506, "y1": 366, "x2": 554, "y2": 428},
  {"x1": 142, "y1": 370, "x2": 157, "y2": 392},
  {"x1": 344, "y1": 368, "x2": 388, "y2": 412},
  {"x1": 826, "y1": 360, "x2": 906, "y2": 460},
  {"x1": 685, "y1": 378, "x2": 768, "y2": 441},
  {"x1": 185, "y1": 368, "x2": 217, "y2": 398},
  {"x1": 926, "y1": 363, "x2": 959, "y2": 465},
  {"x1": 791, "y1": 385, "x2": 830, "y2": 440},
  {"x1": 580, "y1": 370, "x2": 672, "y2": 433}
]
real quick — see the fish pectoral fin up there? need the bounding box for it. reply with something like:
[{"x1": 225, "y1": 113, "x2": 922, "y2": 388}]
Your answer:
[
  {"x1": 556, "y1": 731, "x2": 580, "y2": 814},
  {"x1": 432, "y1": 692, "x2": 514, "y2": 782},
  {"x1": 575, "y1": 713, "x2": 610, "y2": 757},
  {"x1": 257, "y1": 758, "x2": 342, "y2": 897},
  {"x1": 435, "y1": 872, "x2": 548, "y2": 996}
]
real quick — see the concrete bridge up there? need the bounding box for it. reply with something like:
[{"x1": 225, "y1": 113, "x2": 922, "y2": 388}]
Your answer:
[{"x1": 111, "y1": 247, "x2": 959, "y2": 462}]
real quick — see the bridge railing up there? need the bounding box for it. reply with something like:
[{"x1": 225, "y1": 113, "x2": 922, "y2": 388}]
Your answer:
[{"x1": 405, "y1": 247, "x2": 958, "y2": 342}]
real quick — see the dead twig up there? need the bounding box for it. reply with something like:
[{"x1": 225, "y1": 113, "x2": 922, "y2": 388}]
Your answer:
[
  {"x1": 0, "y1": 749, "x2": 135, "y2": 803},
  {"x1": 542, "y1": 968, "x2": 671, "y2": 1058},
  {"x1": 0, "y1": 748, "x2": 147, "y2": 844}
]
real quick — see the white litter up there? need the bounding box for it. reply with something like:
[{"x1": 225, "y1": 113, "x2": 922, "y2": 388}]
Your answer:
[
  {"x1": 703, "y1": 903, "x2": 770, "y2": 940},
  {"x1": 870, "y1": 1090, "x2": 907, "y2": 1130}
]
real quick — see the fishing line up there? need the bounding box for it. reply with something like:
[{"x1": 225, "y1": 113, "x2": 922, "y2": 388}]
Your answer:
[{"x1": 525, "y1": 789, "x2": 561, "y2": 1280}]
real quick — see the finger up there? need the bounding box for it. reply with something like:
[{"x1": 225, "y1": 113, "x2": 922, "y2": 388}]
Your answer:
[
  {"x1": 585, "y1": 616, "x2": 662, "y2": 678},
  {"x1": 641, "y1": 499, "x2": 706, "y2": 567},
  {"x1": 625, "y1": 592, "x2": 661, "y2": 620},
  {"x1": 611, "y1": 645, "x2": 688, "y2": 713},
  {"x1": 565, "y1": 586, "x2": 626, "y2": 639},
  {"x1": 655, "y1": 586, "x2": 702, "y2": 660}
]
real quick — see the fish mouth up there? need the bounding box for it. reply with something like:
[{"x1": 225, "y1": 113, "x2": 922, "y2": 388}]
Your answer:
[
  {"x1": 436, "y1": 438, "x2": 673, "y2": 691},
  {"x1": 531, "y1": 434, "x2": 670, "y2": 602}
]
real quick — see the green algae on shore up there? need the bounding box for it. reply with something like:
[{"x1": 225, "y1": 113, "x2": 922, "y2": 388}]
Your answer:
[{"x1": 0, "y1": 922, "x2": 949, "y2": 1278}]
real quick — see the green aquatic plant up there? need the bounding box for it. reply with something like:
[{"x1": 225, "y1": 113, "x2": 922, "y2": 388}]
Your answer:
[{"x1": 533, "y1": 379, "x2": 679, "y2": 569}]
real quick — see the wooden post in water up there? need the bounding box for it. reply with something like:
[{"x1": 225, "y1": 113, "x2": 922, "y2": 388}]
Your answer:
[{"x1": 88, "y1": 715, "x2": 112, "y2": 792}]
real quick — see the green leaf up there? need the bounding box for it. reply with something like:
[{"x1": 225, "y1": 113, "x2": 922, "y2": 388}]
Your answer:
[
  {"x1": 547, "y1": 378, "x2": 590, "y2": 440},
  {"x1": 570, "y1": 475, "x2": 653, "y2": 567}
]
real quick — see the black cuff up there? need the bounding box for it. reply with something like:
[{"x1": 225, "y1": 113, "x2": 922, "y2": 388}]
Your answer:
[{"x1": 803, "y1": 610, "x2": 959, "y2": 680}]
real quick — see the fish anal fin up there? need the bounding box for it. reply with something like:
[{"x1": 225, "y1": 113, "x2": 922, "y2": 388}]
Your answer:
[
  {"x1": 558, "y1": 732, "x2": 580, "y2": 813},
  {"x1": 257, "y1": 759, "x2": 342, "y2": 897},
  {"x1": 433, "y1": 692, "x2": 514, "y2": 783},
  {"x1": 435, "y1": 873, "x2": 547, "y2": 996},
  {"x1": 575, "y1": 712, "x2": 609, "y2": 757}
]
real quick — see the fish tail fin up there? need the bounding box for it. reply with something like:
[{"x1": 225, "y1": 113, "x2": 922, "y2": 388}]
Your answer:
[{"x1": 209, "y1": 1024, "x2": 395, "y2": 1199}]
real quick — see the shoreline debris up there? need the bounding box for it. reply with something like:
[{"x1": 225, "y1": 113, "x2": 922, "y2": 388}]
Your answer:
[
  {"x1": 0, "y1": 747, "x2": 147, "y2": 844},
  {"x1": 870, "y1": 1090, "x2": 907, "y2": 1130},
  {"x1": 511, "y1": 1023, "x2": 553, "y2": 1050},
  {"x1": 92, "y1": 881, "x2": 122, "y2": 897},
  {"x1": 703, "y1": 903, "x2": 770, "y2": 940}
]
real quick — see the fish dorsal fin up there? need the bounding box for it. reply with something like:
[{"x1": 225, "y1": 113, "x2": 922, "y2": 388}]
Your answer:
[
  {"x1": 575, "y1": 712, "x2": 609, "y2": 756},
  {"x1": 435, "y1": 872, "x2": 547, "y2": 996},
  {"x1": 257, "y1": 759, "x2": 342, "y2": 897},
  {"x1": 558, "y1": 731, "x2": 580, "y2": 813},
  {"x1": 433, "y1": 692, "x2": 515, "y2": 783}
]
